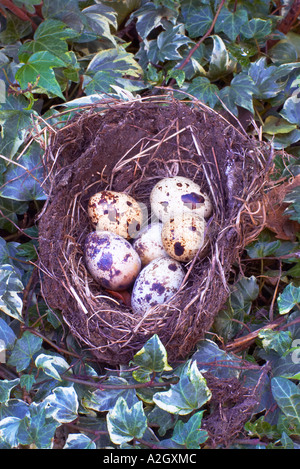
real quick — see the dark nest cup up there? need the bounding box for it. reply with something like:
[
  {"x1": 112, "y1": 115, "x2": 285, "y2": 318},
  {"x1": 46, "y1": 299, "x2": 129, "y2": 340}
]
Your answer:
[{"x1": 38, "y1": 95, "x2": 270, "y2": 366}]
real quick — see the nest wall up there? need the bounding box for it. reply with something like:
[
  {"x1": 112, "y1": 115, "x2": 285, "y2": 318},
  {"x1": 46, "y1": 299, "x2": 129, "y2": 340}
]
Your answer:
[{"x1": 38, "y1": 97, "x2": 269, "y2": 365}]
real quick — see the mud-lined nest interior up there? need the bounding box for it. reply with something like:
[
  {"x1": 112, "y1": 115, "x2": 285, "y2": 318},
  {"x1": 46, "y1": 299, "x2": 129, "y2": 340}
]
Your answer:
[{"x1": 38, "y1": 96, "x2": 269, "y2": 366}]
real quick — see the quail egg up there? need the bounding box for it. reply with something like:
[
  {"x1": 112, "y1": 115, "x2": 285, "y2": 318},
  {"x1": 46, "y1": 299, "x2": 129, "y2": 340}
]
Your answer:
[
  {"x1": 131, "y1": 256, "x2": 185, "y2": 315},
  {"x1": 161, "y1": 213, "x2": 206, "y2": 262},
  {"x1": 88, "y1": 190, "x2": 144, "y2": 239},
  {"x1": 150, "y1": 176, "x2": 212, "y2": 223},
  {"x1": 133, "y1": 222, "x2": 169, "y2": 266},
  {"x1": 84, "y1": 230, "x2": 141, "y2": 291}
]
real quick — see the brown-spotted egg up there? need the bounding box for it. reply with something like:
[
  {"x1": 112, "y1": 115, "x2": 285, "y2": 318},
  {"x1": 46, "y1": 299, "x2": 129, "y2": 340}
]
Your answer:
[
  {"x1": 162, "y1": 213, "x2": 206, "y2": 262},
  {"x1": 133, "y1": 222, "x2": 169, "y2": 266},
  {"x1": 131, "y1": 256, "x2": 185, "y2": 315},
  {"x1": 84, "y1": 230, "x2": 141, "y2": 291},
  {"x1": 150, "y1": 176, "x2": 212, "y2": 223},
  {"x1": 88, "y1": 190, "x2": 144, "y2": 240}
]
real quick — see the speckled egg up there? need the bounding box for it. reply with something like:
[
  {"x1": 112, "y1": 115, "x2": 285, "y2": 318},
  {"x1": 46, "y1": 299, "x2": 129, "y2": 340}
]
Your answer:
[
  {"x1": 88, "y1": 190, "x2": 144, "y2": 240},
  {"x1": 84, "y1": 230, "x2": 141, "y2": 291},
  {"x1": 131, "y1": 257, "x2": 185, "y2": 315},
  {"x1": 150, "y1": 176, "x2": 212, "y2": 223},
  {"x1": 161, "y1": 213, "x2": 206, "y2": 262},
  {"x1": 133, "y1": 223, "x2": 169, "y2": 266}
]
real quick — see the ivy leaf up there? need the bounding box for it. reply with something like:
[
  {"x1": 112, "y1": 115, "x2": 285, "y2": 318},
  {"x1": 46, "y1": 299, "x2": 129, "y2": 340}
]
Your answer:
[
  {"x1": 0, "y1": 317, "x2": 17, "y2": 351},
  {"x1": 171, "y1": 411, "x2": 208, "y2": 449},
  {"x1": 280, "y1": 95, "x2": 300, "y2": 125},
  {"x1": 0, "y1": 379, "x2": 20, "y2": 404},
  {"x1": 0, "y1": 94, "x2": 35, "y2": 159},
  {"x1": 63, "y1": 433, "x2": 96, "y2": 449},
  {"x1": 181, "y1": 2, "x2": 213, "y2": 38},
  {"x1": 240, "y1": 18, "x2": 272, "y2": 41},
  {"x1": 18, "y1": 19, "x2": 79, "y2": 64},
  {"x1": 0, "y1": 264, "x2": 24, "y2": 322},
  {"x1": 84, "y1": 46, "x2": 142, "y2": 94},
  {"x1": 153, "y1": 360, "x2": 211, "y2": 415},
  {"x1": 262, "y1": 115, "x2": 297, "y2": 135},
  {"x1": 0, "y1": 11, "x2": 32, "y2": 44},
  {"x1": 187, "y1": 76, "x2": 219, "y2": 107},
  {"x1": 81, "y1": 4, "x2": 118, "y2": 44},
  {"x1": 42, "y1": 0, "x2": 84, "y2": 32},
  {"x1": 278, "y1": 284, "x2": 300, "y2": 315},
  {"x1": 283, "y1": 186, "x2": 300, "y2": 223},
  {"x1": 248, "y1": 57, "x2": 300, "y2": 100},
  {"x1": 0, "y1": 416, "x2": 24, "y2": 447},
  {"x1": 106, "y1": 397, "x2": 147, "y2": 445},
  {"x1": 258, "y1": 329, "x2": 293, "y2": 356},
  {"x1": 219, "y1": 72, "x2": 256, "y2": 115},
  {"x1": 16, "y1": 51, "x2": 66, "y2": 99},
  {"x1": 83, "y1": 376, "x2": 139, "y2": 412},
  {"x1": 271, "y1": 377, "x2": 300, "y2": 433},
  {"x1": 132, "y1": 334, "x2": 172, "y2": 382},
  {"x1": 0, "y1": 141, "x2": 47, "y2": 202},
  {"x1": 132, "y1": 3, "x2": 177, "y2": 39},
  {"x1": 35, "y1": 353, "x2": 71, "y2": 381},
  {"x1": 44, "y1": 386, "x2": 79, "y2": 423},
  {"x1": 230, "y1": 275, "x2": 259, "y2": 314},
  {"x1": 147, "y1": 25, "x2": 192, "y2": 63},
  {"x1": 215, "y1": 6, "x2": 248, "y2": 41},
  {"x1": 17, "y1": 401, "x2": 59, "y2": 449},
  {"x1": 8, "y1": 331, "x2": 43, "y2": 372}
]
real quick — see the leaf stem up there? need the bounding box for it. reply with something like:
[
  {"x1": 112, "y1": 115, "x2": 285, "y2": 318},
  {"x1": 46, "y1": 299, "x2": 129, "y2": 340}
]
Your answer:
[{"x1": 62, "y1": 374, "x2": 178, "y2": 391}]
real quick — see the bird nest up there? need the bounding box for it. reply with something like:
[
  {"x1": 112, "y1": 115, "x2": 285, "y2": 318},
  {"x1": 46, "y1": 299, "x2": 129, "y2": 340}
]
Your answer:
[{"x1": 38, "y1": 95, "x2": 270, "y2": 365}]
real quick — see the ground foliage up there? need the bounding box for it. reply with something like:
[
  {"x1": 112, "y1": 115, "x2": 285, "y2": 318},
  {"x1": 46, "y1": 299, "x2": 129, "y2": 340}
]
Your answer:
[{"x1": 0, "y1": 0, "x2": 300, "y2": 450}]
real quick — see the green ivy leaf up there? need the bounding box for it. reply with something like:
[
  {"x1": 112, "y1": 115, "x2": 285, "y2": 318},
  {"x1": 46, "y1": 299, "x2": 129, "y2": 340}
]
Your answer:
[
  {"x1": 0, "y1": 379, "x2": 20, "y2": 404},
  {"x1": 42, "y1": 0, "x2": 84, "y2": 32},
  {"x1": 83, "y1": 376, "x2": 139, "y2": 412},
  {"x1": 280, "y1": 94, "x2": 300, "y2": 126},
  {"x1": 81, "y1": 4, "x2": 118, "y2": 44},
  {"x1": 16, "y1": 51, "x2": 66, "y2": 99},
  {"x1": 0, "y1": 264, "x2": 24, "y2": 322},
  {"x1": 262, "y1": 115, "x2": 297, "y2": 135},
  {"x1": 0, "y1": 317, "x2": 16, "y2": 352},
  {"x1": 44, "y1": 386, "x2": 79, "y2": 424},
  {"x1": 63, "y1": 433, "x2": 96, "y2": 449},
  {"x1": 230, "y1": 275, "x2": 259, "y2": 315},
  {"x1": 219, "y1": 72, "x2": 256, "y2": 115},
  {"x1": 248, "y1": 57, "x2": 300, "y2": 100},
  {"x1": 271, "y1": 377, "x2": 300, "y2": 433},
  {"x1": 258, "y1": 329, "x2": 293, "y2": 356},
  {"x1": 132, "y1": 334, "x2": 172, "y2": 382},
  {"x1": 171, "y1": 411, "x2": 208, "y2": 449},
  {"x1": 0, "y1": 141, "x2": 47, "y2": 202},
  {"x1": 215, "y1": 6, "x2": 248, "y2": 41},
  {"x1": 35, "y1": 353, "x2": 71, "y2": 381},
  {"x1": 153, "y1": 360, "x2": 211, "y2": 415},
  {"x1": 283, "y1": 186, "x2": 300, "y2": 223},
  {"x1": 18, "y1": 19, "x2": 79, "y2": 64},
  {"x1": 132, "y1": 3, "x2": 177, "y2": 39},
  {"x1": 181, "y1": 2, "x2": 213, "y2": 38},
  {"x1": 0, "y1": 94, "x2": 35, "y2": 159},
  {"x1": 240, "y1": 18, "x2": 272, "y2": 41},
  {"x1": 107, "y1": 397, "x2": 147, "y2": 445},
  {"x1": 187, "y1": 76, "x2": 219, "y2": 107},
  {"x1": 147, "y1": 24, "x2": 192, "y2": 63},
  {"x1": 17, "y1": 401, "x2": 59, "y2": 448},
  {"x1": 0, "y1": 11, "x2": 32, "y2": 44},
  {"x1": 84, "y1": 46, "x2": 142, "y2": 94},
  {"x1": 8, "y1": 331, "x2": 43, "y2": 372},
  {"x1": 278, "y1": 284, "x2": 300, "y2": 315}
]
